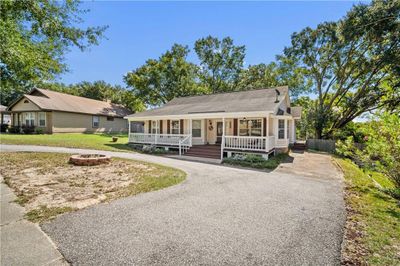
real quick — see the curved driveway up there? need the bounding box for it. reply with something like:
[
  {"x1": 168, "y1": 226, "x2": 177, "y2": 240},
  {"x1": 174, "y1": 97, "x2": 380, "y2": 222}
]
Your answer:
[{"x1": 1, "y1": 145, "x2": 345, "y2": 265}]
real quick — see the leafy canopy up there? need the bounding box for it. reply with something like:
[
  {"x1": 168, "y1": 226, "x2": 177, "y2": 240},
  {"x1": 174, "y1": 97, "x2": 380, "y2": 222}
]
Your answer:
[
  {"x1": 0, "y1": 0, "x2": 107, "y2": 105},
  {"x1": 284, "y1": 0, "x2": 400, "y2": 138}
]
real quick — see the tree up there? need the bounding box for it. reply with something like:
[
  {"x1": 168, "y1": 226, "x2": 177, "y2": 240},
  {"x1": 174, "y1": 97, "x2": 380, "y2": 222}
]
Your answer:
[
  {"x1": 124, "y1": 44, "x2": 203, "y2": 106},
  {"x1": 283, "y1": 0, "x2": 400, "y2": 138},
  {"x1": 0, "y1": 0, "x2": 107, "y2": 105},
  {"x1": 41, "y1": 80, "x2": 145, "y2": 112},
  {"x1": 237, "y1": 59, "x2": 311, "y2": 96},
  {"x1": 194, "y1": 36, "x2": 245, "y2": 93}
]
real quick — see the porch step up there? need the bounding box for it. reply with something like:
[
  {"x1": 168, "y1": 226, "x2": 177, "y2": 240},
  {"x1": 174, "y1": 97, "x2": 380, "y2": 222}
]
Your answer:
[
  {"x1": 292, "y1": 142, "x2": 307, "y2": 150},
  {"x1": 184, "y1": 145, "x2": 221, "y2": 159}
]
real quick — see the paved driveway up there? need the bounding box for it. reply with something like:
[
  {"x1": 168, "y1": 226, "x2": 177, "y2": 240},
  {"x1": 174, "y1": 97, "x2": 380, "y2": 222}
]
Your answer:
[{"x1": 1, "y1": 145, "x2": 345, "y2": 265}]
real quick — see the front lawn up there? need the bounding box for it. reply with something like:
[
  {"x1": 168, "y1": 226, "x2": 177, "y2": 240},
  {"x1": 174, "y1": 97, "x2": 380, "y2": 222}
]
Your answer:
[
  {"x1": 0, "y1": 133, "x2": 132, "y2": 152},
  {"x1": 335, "y1": 158, "x2": 400, "y2": 265},
  {"x1": 0, "y1": 152, "x2": 186, "y2": 223}
]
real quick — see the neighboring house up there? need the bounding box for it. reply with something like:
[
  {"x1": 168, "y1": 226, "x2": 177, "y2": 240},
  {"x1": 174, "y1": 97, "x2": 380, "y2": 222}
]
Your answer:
[
  {"x1": 0, "y1": 105, "x2": 11, "y2": 125},
  {"x1": 7, "y1": 88, "x2": 132, "y2": 134},
  {"x1": 125, "y1": 86, "x2": 301, "y2": 160}
]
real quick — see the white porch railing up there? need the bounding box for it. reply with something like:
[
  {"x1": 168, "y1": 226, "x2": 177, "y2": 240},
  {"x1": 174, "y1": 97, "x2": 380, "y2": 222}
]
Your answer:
[
  {"x1": 223, "y1": 135, "x2": 275, "y2": 152},
  {"x1": 129, "y1": 133, "x2": 192, "y2": 147}
]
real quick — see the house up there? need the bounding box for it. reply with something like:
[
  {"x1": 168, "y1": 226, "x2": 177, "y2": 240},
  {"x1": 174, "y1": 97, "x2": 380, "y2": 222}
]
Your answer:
[
  {"x1": 125, "y1": 86, "x2": 301, "y2": 160},
  {"x1": 7, "y1": 88, "x2": 132, "y2": 134}
]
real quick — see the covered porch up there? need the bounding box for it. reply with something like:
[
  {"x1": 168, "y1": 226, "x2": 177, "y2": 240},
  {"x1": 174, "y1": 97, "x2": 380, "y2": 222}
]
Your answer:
[{"x1": 128, "y1": 114, "x2": 296, "y2": 159}]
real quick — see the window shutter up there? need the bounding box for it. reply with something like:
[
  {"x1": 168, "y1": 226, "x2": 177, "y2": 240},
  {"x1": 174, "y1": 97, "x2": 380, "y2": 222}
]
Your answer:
[
  {"x1": 148, "y1": 120, "x2": 151, "y2": 134},
  {"x1": 233, "y1": 119, "x2": 238, "y2": 136},
  {"x1": 180, "y1": 119, "x2": 184, "y2": 134},
  {"x1": 263, "y1": 118, "x2": 267, "y2": 136},
  {"x1": 167, "y1": 120, "x2": 170, "y2": 134},
  {"x1": 159, "y1": 120, "x2": 163, "y2": 134}
]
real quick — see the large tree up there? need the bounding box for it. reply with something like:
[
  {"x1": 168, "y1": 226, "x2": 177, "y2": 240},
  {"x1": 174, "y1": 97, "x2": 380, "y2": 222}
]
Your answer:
[
  {"x1": 0, "y1": 0, "x2": 106, "y2": 105},
  {"x1": 194, "y1": 36, "x2": 246, "y2": 93},
  {"x1": 124, "y1": 44, "x2": 203, "y2": 107},
  {"x1": 284, "y1": 0, "x2": 400, "y2": 138},
  {"x1": 237, "y1": 59, "x2": 311, "y2": 96}
]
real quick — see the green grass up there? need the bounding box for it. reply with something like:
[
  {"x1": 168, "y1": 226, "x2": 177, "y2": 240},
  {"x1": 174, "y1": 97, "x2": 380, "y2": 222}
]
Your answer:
[
  {"x1": 26, "y1": 206, "x2": 77, "y2": 223},
  {"x1": 0, "y1": 133, "x2": 133, "y2": 152},
  {"x1": 335, "y1": 158, "x2": 400, "y2": 265},
  {"x1": 223, "y1": 153, "x2": 288, "y2": 170}
]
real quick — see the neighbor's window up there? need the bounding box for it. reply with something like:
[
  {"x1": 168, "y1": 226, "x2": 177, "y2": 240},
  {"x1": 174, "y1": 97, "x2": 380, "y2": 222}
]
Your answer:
[
  {"x1": 92, "y1": 116, "x2": 99, "y2": 128},
  {"x1": 171, "y1": 120, "x2": 180, "y2": 134},
  {"x1": 131, "y1": 122, "x2": 144, "y2": 133},
  {"x1": 24, "y1": 112, "x2": 35, "y2": 126},
  {"x1": 151, "y1": 120, "x2": 159, "y2": 134},
  {"x1": 278, "y1": 119, "x2": 285, "y2": 139},
  {"x1": 192, "y1": 120, "x2": 202, "y2": 137},
  {"x1": 38, "y1": 112, "x2": 46, "y2": 127},
  {"x1": 107, "y1": 116, "x2": 114, "y2": 121},
  {"x1": 239, "y1": 119, "x2": 262, "y2": 136}
]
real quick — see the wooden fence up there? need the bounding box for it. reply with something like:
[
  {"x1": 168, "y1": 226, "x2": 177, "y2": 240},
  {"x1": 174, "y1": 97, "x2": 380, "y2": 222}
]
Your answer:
[{"x1": 306, "y1": 139, "x2": 336, "y2": 152}]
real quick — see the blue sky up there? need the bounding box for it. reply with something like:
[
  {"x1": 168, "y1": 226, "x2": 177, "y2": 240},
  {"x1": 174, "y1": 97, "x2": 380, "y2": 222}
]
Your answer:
[{"x1": 59, "y1": 1, "x2": 362, "y2": 86}]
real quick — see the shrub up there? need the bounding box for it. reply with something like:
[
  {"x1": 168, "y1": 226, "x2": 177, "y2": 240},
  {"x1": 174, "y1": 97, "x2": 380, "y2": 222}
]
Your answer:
[
  {"x1": 8, "y1": 126, "x2": 21, "y2": 134},
  {"x1": 1, "y1": 124, "x2": 9, "y2": 132},
  {"x1": 223, "y1": 153, "x2": 287, "y2": 170},
  {"x1": 35, "y1": 128, "x2": 44, "y2": 134},
  {"x1": 21, "y1": 125, "x2": 35, "y2": 134}
]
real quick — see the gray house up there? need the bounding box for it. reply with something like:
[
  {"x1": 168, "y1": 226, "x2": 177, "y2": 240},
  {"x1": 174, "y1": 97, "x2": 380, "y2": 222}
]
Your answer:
[{"x1": 125, "y1": 86, "x2": 301, "y2": 160}]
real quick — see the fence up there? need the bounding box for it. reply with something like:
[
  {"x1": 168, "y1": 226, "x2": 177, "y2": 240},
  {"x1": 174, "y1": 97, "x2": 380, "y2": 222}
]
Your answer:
[{"x1": 306, "y1": 139, "x2": 336, "y2": 152}]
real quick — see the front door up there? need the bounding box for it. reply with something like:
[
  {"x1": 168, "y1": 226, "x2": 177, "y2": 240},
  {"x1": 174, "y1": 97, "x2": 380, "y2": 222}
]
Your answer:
[{"x1": 216, "y1": 122, "x2": 223, "y2": 144}]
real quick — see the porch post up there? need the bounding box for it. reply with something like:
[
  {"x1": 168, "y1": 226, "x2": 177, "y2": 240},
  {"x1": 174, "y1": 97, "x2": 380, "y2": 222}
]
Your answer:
[
  {"x1": 189, "y1": 119, "x2": 192, "y2": 146},
  {"x1": 284, "y1": 119, "x2": 288, "y2": 145},
  {"x1": 155, "y1": 120, "x2": 158, "y2": 145},
  {"x1": 266, "y1": 115, "x2": 269, "y2": 152},
  {"x1": 221, "y1": 117, "x2": 225, "y2": 160}
]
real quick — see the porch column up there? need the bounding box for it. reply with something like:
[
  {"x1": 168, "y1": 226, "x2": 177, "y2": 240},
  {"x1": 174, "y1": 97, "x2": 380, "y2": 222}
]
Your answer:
[
  {"x1": 189, "y1": 119, "x2": 192, "y2": 146},
  {"x1": 266, "y1": 115, "x2": 269, "y2": 137},
  {"x1": 291, "y1": 119, "x2": 296, "y2": 143},
  {"x1": 284, "y1": 119, "x2": 288, "y2": 141},
  {"x1": 221, "y1": 118, "x2": 225, "y2": 160}
]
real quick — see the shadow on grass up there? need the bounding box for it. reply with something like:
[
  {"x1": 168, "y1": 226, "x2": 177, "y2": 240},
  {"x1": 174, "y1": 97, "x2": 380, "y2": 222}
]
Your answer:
[{"x1": 385, "y1": 208, "x2": 400, "y2": 219}]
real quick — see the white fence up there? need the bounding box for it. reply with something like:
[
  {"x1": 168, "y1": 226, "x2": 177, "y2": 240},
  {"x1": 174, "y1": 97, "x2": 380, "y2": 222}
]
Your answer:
[{"x1": 223, "y1": 136, "x2": 275, "y2": 152}]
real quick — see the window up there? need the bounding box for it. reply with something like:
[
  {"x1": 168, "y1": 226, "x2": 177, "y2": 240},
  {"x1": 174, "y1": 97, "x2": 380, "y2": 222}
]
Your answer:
[
  {"x1": 171, "y1": 120, "x2": 180, "y2": 134},
  {"x1": 107, "y1": 116, "x2": 114, "y2": 121},
  {"x1": 151, "y1": 120, "x2": 159, "y2": 134},
  {"x1": 192, "y1": 120, "x2": 202, "y2": 137},
  {"x1": 23, "y1": 112, "x2": 35, "y2": 126},
  {"x1": 92, "y1": 116, "x2": 99, "y2": 128},
  {"x1": 239, "y1": 119, "x2": 262, "y2": 136},
  {"x1": 278, "y1": 119, "x2": 285, "y2": 139},
  {"x1": 38, "y1": 112, "x2": 46, "y2": 127},
  {"x1": 131, "y1": 122, "x2": 144, "y2": 133}
]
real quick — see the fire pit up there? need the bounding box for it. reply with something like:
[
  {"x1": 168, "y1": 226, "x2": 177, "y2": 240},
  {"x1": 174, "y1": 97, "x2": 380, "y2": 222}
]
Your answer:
[{"x1": 69, "y1": 154, "x2": 111, "y2": 166}]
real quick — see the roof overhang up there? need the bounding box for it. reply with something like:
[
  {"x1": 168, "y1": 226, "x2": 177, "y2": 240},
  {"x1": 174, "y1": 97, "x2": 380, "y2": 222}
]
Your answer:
[{"x1": 125, "y1": 111, "x2": 273, "y2": 121}]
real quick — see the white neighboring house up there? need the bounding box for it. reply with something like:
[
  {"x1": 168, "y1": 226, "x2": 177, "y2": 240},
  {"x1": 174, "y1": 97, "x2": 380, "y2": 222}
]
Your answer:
[{"x1": 125, "y1": 86, "x2": 301, "y2": 160}]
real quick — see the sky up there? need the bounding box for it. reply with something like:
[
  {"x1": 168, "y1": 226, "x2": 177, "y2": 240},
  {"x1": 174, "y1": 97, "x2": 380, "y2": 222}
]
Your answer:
[{"x1": 59, "y1": 1, "x2": 363, "y2": 86}]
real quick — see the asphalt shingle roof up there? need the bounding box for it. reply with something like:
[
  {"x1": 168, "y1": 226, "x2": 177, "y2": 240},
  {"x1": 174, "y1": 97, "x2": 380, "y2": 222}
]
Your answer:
[
  {"x1": 126, "y1": 86, "x2": 289, "y2": 118},
  {"x1": 10, "y1": 88, "x2": 132, "y2": 117}
]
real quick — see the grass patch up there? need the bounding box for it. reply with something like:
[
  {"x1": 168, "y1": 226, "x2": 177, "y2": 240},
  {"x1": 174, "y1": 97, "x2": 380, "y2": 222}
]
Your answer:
[
  {"x1": 223, "y1": 153, "x2": 288, "y2": 170},
  {"x1": 1, "y1": 152, "x2": 186, "y2": 223},
  {"x1": 0, "y1": 133, "x2": 133, "y2": 152},
  {"x1": 26, "y1": 206, "x2": 77, "y2": 223},
  {"x1": 335, "y1": 158, "x2": 400, "y2": 265}
]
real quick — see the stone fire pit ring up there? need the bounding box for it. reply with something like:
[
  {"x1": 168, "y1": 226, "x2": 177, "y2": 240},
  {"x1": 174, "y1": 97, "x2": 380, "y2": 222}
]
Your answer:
[{"x1": 69, "y1": 154, "x2": 111, "y2": 166}]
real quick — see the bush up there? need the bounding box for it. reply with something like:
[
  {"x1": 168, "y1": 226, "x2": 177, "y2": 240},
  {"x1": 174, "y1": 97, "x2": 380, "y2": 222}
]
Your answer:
[
  {"x1": 8, "y1": 126, "x2": 21, "y2": 134},
  {"x1": 35, "y1": 128, "x2": 44, "y2": 134},
  {"x1": 21, "y1": 125, "x2": 35, "y2": 134},
  {"x1": 223, "y1": 153, "x2": 287, "y2": 170},
  {"x1": 1, "y1": 124, "x2": 9, "y2": 132}
]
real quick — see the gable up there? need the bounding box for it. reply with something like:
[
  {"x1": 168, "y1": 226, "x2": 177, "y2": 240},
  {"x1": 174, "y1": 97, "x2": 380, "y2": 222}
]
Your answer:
[{"x1": 10, "y1": 97, "x2": 41, "y2": 111}]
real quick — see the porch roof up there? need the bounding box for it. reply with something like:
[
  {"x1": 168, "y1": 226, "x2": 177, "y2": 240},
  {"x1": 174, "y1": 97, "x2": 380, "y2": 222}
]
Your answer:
[{"x1": 126, "y1": 86, "x2": 289, "y2": 119}]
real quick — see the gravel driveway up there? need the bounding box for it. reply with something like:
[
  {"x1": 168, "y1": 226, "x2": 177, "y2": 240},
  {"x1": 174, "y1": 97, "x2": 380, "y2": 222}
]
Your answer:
[{"x1": 1, "y1": 145, "x2": 345, "y2": 265}]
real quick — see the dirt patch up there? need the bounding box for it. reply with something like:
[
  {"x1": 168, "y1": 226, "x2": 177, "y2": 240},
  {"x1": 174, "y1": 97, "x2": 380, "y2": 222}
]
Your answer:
[{"x1": 0, "y1": 152, "x2": 185, "y2": 222}]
